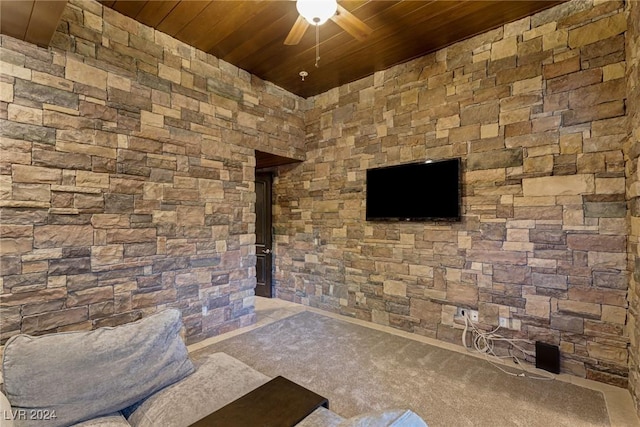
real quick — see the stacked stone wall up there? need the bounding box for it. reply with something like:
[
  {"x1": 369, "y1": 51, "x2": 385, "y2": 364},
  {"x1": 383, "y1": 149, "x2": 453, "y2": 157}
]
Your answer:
[
  {"x1": 274, "y1": 0, "x2": 631, "y2": 385},
  {"x1": 0, "y1": 0, "x2": 306, "y2": 344},
  {"x1": 625, "y1": 0, "x2": 640, "y2": 415}
]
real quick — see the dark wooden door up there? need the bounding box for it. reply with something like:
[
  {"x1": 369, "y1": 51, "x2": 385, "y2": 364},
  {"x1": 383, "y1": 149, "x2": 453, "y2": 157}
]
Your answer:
[{"x1": 255, "y1": 173, "x2": 273, "y2": 298}]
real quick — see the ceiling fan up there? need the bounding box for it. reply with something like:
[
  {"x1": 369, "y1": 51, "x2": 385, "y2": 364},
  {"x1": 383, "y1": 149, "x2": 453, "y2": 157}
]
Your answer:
[{"x1": 284, "y1": 0, "x2": 373, "y2": 46}]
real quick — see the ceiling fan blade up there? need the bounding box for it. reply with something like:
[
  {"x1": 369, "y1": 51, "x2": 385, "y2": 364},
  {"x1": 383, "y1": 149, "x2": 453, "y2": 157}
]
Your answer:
[
  {"x1": 284, "y1": 15, "x2": 309, "y2": 45},
  {"x1": 331, "y1": 4, "x2": 373, "y2": 41}
]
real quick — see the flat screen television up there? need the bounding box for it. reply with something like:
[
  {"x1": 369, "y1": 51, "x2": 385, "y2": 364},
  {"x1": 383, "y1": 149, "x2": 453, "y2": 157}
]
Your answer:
[{"x1": 366, "y1": 158, "x2": 461, "y2": 221}]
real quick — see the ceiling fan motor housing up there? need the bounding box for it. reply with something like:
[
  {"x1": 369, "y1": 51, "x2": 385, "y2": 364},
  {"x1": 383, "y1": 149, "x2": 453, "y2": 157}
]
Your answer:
[{"x1": 296, "y1": 0, "x2": 338, "y2": 26}]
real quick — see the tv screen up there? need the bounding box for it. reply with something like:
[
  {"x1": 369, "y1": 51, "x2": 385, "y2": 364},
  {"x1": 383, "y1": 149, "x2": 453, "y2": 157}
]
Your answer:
[{"x1": 366, "y1": 158, "x2": 461, "y2": 221}]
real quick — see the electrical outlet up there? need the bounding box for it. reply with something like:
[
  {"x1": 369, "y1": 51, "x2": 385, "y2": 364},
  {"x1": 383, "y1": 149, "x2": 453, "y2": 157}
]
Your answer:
[
  {"x1": 456, "y1": 307, "x2": 479, "y2": 322},
  {"x1": 499, "y1": 317, "x2": 509, "y2": 328}
]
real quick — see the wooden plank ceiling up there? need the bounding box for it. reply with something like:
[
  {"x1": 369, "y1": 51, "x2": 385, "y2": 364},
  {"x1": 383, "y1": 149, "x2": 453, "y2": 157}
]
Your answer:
[
  {"x1": 1, "y1": 1, "x2": 566, "y2": 98},
  {"x1": 99, "y1": 0, "x2": 564, "y2": 98},
  {"x1": 0, "y1": 0, "x2": 67, "y2": 48}
]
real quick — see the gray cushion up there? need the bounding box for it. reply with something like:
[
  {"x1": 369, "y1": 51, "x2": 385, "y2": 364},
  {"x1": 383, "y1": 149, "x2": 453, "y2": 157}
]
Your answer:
[
  {"x1": 71, "y1": 414, "x2": 131, "y2": 427},
  {"x1": 2, "y1": 309, "x2": 194, "y2": 427},
  {"x1": 338, "y1": 409, "x2": 428, "y2": 427},
  {"x1": 128, "y1": 352, "x2": 270, "y2": 427}
]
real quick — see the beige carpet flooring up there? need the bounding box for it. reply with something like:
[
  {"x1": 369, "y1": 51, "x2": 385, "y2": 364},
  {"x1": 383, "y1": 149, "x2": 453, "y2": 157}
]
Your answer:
[{"x1": 192, "y1": 311, "x2": 609, "y2": 427}]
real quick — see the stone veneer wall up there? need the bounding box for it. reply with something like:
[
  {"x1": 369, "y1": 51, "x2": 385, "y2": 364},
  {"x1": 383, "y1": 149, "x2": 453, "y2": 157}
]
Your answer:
[
  {"x1": 274, "y1": 0, "x2": 632, "y2": 386},
  {"x1": 0, "y1": 0, "x2": 306, "y2": 344},
  {"x1": 626, "y1": 0, "x2": 640, "y2": 414}
]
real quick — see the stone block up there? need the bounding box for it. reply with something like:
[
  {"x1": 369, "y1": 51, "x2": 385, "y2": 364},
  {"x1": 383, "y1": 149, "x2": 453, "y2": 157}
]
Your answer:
[
  {"x1": 177, "y1": 205, "x2": 205, "y2": 226},
  {"x1": 563, "y1": 100, "x2": 625, "y2": 126},
  {"x1": 8, "y1": 104, "x2": 42, "y2": 125},
  {"x1": 601, "y1": 305, "x2": 627, "y2": 324},
  {"x1": 491, "y1": 36, "x2": 517, "y2": 60},
  {"x1": 383, "y1": 280, "x2": 406, "y2": 297},
  {"x1": 525, "y1": 295, "x2": 550, "y2": 318},
  {"x1": 65, "y1": 59, "x2": 105, "y2": 90},
  {"x1": 0, "y1": 236, "x2": 32, "y2": 254},
  {"x1": 550, "y1": 314, "x2": 583, "y2": 333},
  {"x1": 48, "y1": 257, "x2": 91, "y2": 275},
  {"x1": 593, "y1": 271, "x2": 627, "y2": 290},
  {"x1": 529, "y1": 229, "x2": 565, "y2": 245},
  {"x1": 595, "y1": 178, "x2": 624, "y2": 195},
  {"x1": 543, "y1": 55, "x2": 580, "y2": 79},
  {"x1": 22, "y1": 307, "x2": 89, "y2": 334},
  {"x1": 11, "y1": 183, "x2": 50, "y2": 202},
  {"x1": 0, "y1": 81, "x2": 13, "y2": 103},
  {"x1": 1, "y1": 120, "x2": 56, "y2": 145},
  {"x1": 567, "y1": 234, "x2": 625, "y2": 252},
  {"x1": 91, "y1": 244, "x2": 123, "y2": 266},
  {"x1": 67, "y1": 287, "x2": 114, "y2": 306},
  {"x1": 583, "y1": 319, "x2": 624, "y2": 339},
  {"x1": 584, "y1": 201, "x2": 626, "y2": 218},
  {"x1": 543, "y1": 92, "x2": 569, "y2": 113},
  {"x1": 505, "y1": 131, "x2": 557, "y2": 148},
  {"x1": 33, "y1": 148, "x2": 92, "y2": 170},
  {"x1": 568, "y1": 286, "x2": 627, "y2": 307},
  {"x1": 547, "y1": 69, "x2": 602, "y2": 94},
  {"x1": 460, "y1": 103, "x2": 498, "y2": 125},
  {"x1": 568, "y1": 79, "x2": 625, "y2": 109},
  {"x1": 576, "y1": 153, "x2": 605, "y2": 174},
  {"x1": 499, "y1": 107, "x2": 530, "y2": 125},
  {"x1": 467, "y1": 148, "x2": 522, "y2": 170},
  {"x1": 512, "y1": 76, "x2": 542, "y2": 95},
  {"x1": 558, "y1": 300, "x2": 601, "y2": 319},
  {"x1": 14, "y1": 79, "x2": 78, "y2": 110},
  {"x1": 76, "y1": 170, "x2": 110, "y2": 188},
  {"x1": 3, "y1": 271, "x2": 47, "y2": 291},
  {"x1": 493, "y1": 264, "x2": 528, "y2": 283},
  {"x1": 524, "y1": 155, "x2": 553, "y2": 174},
  {"x1": 587, "y1": 251, "x2": 626, "y2": 270},
  {"x1": 532, "y1": 272, "x2": 567, "y2": 290},
  {"x1": 585, "y1": 369, "x2": 627, "y2": 389},
  {"x1": 445, "y1": 282, "x2": 479, "y2": 306},
  {"x1": 56, "y1": 141, "x2": 117, "y2": 159},
  {"x1": 568, "y1": 13, "x2": 626, "y2": 48},
  {"x1": 124, "y1": 242, "x2": 156, "y2": 257},
  {"x1": 586, "y1": 342, "x2": 627, "y2": 364},
  {"x1": 79, "y1": 101, "x2": 118, "y2": 121},
  {"x1": 602, "y1": 62, "x2": 625, "y2": 82},
  {"x1": 132, "y1": 289, "x2": 177, "y2": 309},
  {"x1": 91, "y1": 214, "x2": 130, "y2": 229},
  {"x1": 34, "y1": 225, "x2": 93, "y2": 248},
  {"x1": 104, "y1": 194, "x2": 134, "y2": 213},
  {"x1": 522, "y1": 174, "x2": 594, "y2": 197},
  {"x1": 523, "y1": 21, "x2": 556, "y2": 41},
  {"x1": 0, "y1": 288, "x2": 66, "y2": 307},
  {"x1": 109, "y1": 177, "x2": 145, "y2": 194},
  {"x1": 105, "y1": 228, "x2": 156, "y2": 244},
  {"x1": 583, "y1": 133, "x2": 626, "y2": 153},
  {"x1": 542, "y1": 28, "x2": 568, "y2": 51},
  {"x1": 436, "y1": 114, "x2": 460, "y2": 130}
]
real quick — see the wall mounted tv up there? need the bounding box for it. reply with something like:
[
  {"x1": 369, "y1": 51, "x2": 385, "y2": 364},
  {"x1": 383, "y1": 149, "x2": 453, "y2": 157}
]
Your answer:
[{"x1": 366, "y1": 158, "x2": 461, "y2": 222}]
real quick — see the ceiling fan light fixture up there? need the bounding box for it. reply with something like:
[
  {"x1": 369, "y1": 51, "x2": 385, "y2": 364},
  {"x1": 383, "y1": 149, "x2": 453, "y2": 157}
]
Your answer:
[{"x1": 296, "y1": 0, "x2": 338, "y2": 26}]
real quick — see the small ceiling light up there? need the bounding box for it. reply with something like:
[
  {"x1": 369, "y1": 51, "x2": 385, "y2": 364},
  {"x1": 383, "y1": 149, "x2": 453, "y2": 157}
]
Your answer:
[
  {"x1": 299, "y1": 71, "x2": 309, "y2": 81},
  {"x1": 296, "y1": 0, "x2": 338, "y2": 26}
]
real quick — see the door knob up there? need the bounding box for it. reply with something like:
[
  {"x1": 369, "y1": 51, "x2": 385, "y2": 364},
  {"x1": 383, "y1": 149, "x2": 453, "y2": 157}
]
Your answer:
[{"x1": 262, "y1": 249, "x2": 272, "y2": 254}]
